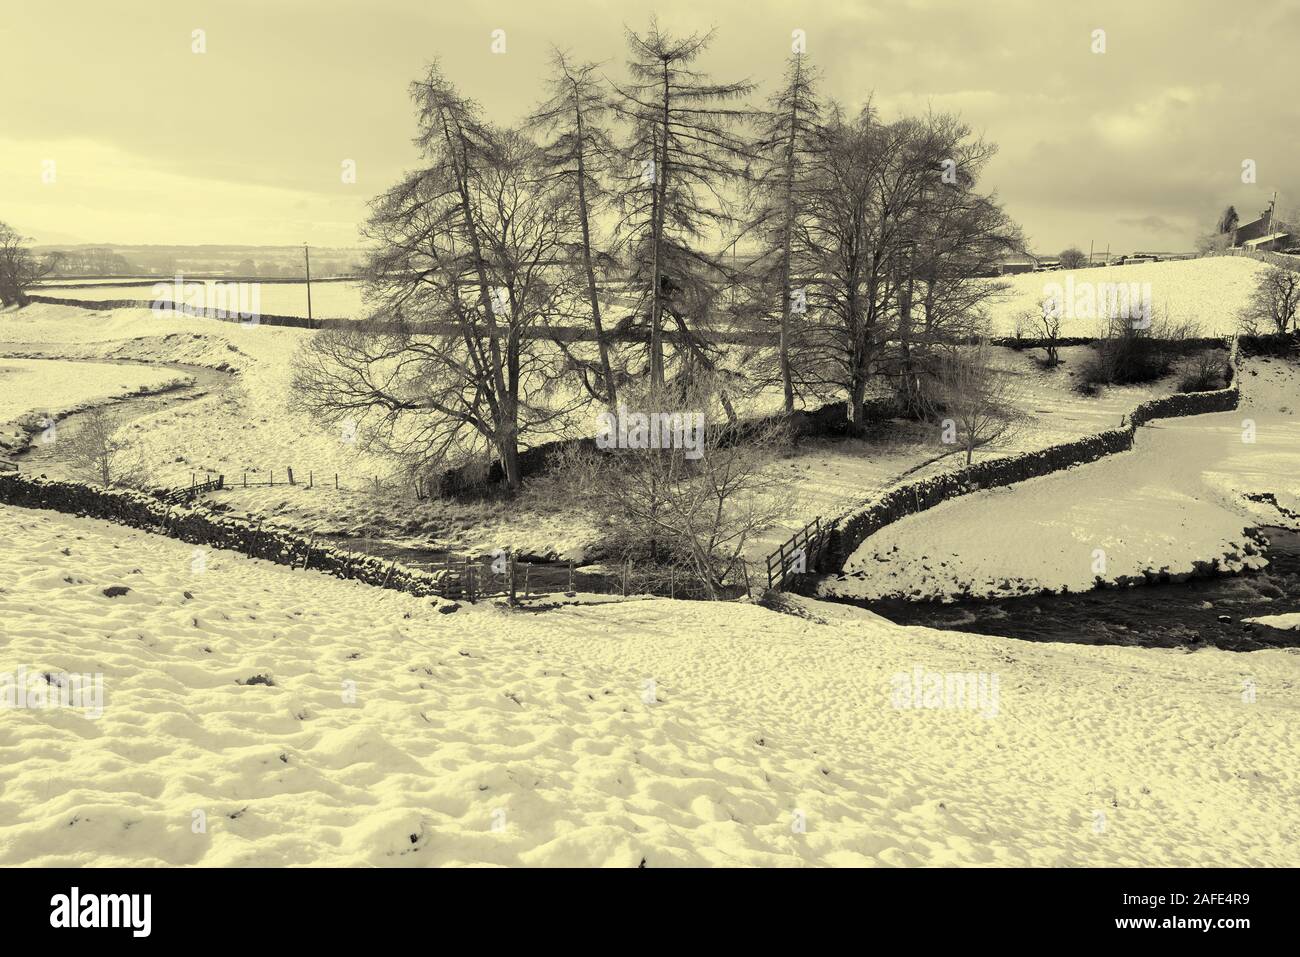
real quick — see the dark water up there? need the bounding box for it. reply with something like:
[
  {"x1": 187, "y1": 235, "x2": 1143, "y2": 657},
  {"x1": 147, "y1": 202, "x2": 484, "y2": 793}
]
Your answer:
[
  {"x1": 834, "y1": 527, "x2": 1300, "y2": 651},
  {"x1": 319, "y1": 533, "x2": 619, "y2": 597}
]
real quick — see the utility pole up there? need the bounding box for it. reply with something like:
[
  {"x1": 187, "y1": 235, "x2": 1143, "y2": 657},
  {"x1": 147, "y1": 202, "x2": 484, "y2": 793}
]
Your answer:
[{"x1": 303, "y1": 242, "x2": 313, "y2": 329}]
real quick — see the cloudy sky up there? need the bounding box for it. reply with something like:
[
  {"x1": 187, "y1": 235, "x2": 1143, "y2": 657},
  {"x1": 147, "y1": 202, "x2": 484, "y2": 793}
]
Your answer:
[{"x1": 4, "y1": 0, "x2": 1297, "y2": 254}]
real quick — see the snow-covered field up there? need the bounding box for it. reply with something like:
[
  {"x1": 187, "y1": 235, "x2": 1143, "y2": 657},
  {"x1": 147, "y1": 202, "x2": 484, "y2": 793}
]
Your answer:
[
  {"x1": 750, "y1": 343, "x2": 1184, "y2": 560},
  {"x1": 823, "y1": 358, "x2": 1300, "y2": 602},
  {"x1": 0, "y1": 304, "x2": 391, "y2": 486},
  {"x1": 0, "y1": 357, "x2": 188, "y2": 428},
  {"x1": 2, "y1": 502, "x2": 1297, "y2": 866},
  {"x1": 983, "y1": 257, "x2": 1267, "y2": 337},
  {"x1": 2, "y1": 303, "x2": 1204, "y2": 562},
  {"x1": 35, "y1": 280, "x2": 368, "y2": 321}
]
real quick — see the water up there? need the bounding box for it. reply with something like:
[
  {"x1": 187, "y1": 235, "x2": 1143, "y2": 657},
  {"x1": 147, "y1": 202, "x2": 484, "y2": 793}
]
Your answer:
[{"x1": 834, "y1": 527, "x2": 1300, "y2": 651}]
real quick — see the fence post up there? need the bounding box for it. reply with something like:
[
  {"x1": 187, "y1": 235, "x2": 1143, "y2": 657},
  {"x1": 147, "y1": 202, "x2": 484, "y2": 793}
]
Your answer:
[
  {"x1": 622, "y1": 560, "x2": 629, "y2": 597},
  {"x1": 741, "y1": 559, "x2": 753, "y2": 597},
  {"x1": 309, "y1": 471, "x2": 313, "y2": 489},
  {"x1": 508, "y1": 551, "x2": 517, "y2": 603},
  {"x1": 523, "y1": 565, "x2": 530, "y2": 598},
  {"x1": 301, "y1": 533, "x2": 315, "y2": 570},
  {"x1": 288, "y1": 467, "x2": 295, "y2": 486},
  {"x1": 335, "y1": 473, "x2": 339, "y2": 490},
  {"x1": 242, "y1": 472, "x2": 247, "y2": 488},
  {"x1": 568, "y1": 560, "x2": 574, "y2": 594}
]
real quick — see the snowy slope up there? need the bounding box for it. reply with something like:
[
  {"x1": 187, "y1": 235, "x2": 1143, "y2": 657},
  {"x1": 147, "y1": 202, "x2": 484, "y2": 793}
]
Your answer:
[
  {"x1": 1, "y1": 504, "x2": 1297, "y2": 866},
  {"x1": 984, "y1": 256, "x2": 1268, "y2": 336},
  {"x1": 824, "y1": 359, "x2": 1300, "y2": 602}
]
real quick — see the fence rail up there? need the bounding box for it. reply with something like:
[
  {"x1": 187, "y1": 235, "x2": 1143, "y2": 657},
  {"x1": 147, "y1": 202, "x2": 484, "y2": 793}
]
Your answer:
[{"x1": 765, "y1": 517, "x2": 827, "y2": 591}]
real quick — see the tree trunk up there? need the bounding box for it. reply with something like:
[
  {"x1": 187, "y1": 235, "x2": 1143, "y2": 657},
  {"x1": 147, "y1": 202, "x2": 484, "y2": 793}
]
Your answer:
[
  {"x1": 571, "y1": 84, "x2": 617, "y2": 408},
  {"x1": 648, "y1": 64, "x2": 671, "y2": 393},
  {"x1": 777, "y1": 69, "x2": 800, "y2": 416}
]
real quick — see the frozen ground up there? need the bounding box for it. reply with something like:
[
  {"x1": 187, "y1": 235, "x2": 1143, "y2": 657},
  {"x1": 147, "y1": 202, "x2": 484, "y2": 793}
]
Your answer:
[
  {"x1": 823, "y1": 358, "x2": 1300, "y2": 602},
  {"x1": 1, "y1": 503, "x2": 1297, "y2": 866}
]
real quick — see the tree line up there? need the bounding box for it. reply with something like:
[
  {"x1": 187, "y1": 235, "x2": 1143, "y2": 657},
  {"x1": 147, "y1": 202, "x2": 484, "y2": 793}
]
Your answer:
[{"x1": 293, "y1": 20, "x2": 1022, "y2": 492}]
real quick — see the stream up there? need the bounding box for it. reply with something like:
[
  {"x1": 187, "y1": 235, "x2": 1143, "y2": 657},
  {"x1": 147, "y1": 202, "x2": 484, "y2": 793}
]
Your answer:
[
  {"x1": 5, "y1": 355, "x2": 236, "y2": 479},
  {"x1": 834, "y1": 526, "x2": 1300, "y2": 651}
]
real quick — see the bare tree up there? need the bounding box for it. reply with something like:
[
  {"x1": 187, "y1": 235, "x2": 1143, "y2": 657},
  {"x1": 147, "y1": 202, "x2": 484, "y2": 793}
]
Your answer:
[
  {"x1": 1218, "y1": 205, "x2": 1239, "y2": 235},
  {"x1": 743, "y1": 50, "x2": 824, "y2": 415},
  {"x1": 1241, "y1": 266, "x2": 1300, "y2": 335},
  {"x1": 293, "y1": 66, "x2": 584, "y2": 492},
  {"x1": 554, "y1": 384, "x2": 795, "y2": 598},
  {"x1": 610, "y1": 18, "x2": 755, "y2": 392},
  {"x1": 1059, "y1": 247, "x2": 1088, "y2": 270},
  {"x1": 931, "y1": 341, "x2": 1021, "y2": 466},
  {"x1": 1022, "y1": 298, "x2": 1063, "y2": 367},
  {"x1": 62, "y1": 407, "x2": 142, "y2": 488},
  {"x1": 0, "y1": 223, "x2": 60, "y2": 307}
]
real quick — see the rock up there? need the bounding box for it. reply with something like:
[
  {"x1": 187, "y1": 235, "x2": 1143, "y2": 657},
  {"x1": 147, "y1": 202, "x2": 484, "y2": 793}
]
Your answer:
[{"x1": 101, "y1": 585, "x2": 131, "y2": 598}]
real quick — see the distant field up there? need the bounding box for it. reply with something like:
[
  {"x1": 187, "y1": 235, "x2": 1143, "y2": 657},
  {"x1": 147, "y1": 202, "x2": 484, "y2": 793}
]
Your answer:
[
  {"x1": 982, "y1": 256, "x2": 1268, "y2": 336},
  {"x1": 33, "y1": 256, "x2": 1270, "y2": 334},
  {"x1": 35, "y1": 279, "x2": 368, "y2": 320}
]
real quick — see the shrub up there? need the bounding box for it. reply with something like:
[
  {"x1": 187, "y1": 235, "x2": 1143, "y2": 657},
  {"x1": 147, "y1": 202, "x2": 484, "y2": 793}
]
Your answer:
[{"x1": 1176, "y1": 350, "x2": 1230, "y2": 393}]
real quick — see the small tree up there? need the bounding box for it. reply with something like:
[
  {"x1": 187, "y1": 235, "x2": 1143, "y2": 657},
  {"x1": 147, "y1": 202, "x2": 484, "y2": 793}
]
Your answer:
[
  {"x1": 63, "y1": 407, "x2": 142, "y2": 488},
  {"x1": 1218, "y1": 205, "x2": 1239, "y2": 235},
  {"x1": 1059, "y1": 247, "x2": 1088, "y2": 270},
  {"x1": 1021, "y1": 297, "x2": 1063, "y2": 367},
  {"x1": 0, "y1": 222, "x2": 60, "y2": 307},
  {"x1": 554, "y1": 384, "x2": 794, "y2": 598},
  {"x1": 1241, "y1": 266, "x2": 1300, "y2": 335},
  {"x1": 932, "y1": 341, "x2": 1021, "y2": 466}
]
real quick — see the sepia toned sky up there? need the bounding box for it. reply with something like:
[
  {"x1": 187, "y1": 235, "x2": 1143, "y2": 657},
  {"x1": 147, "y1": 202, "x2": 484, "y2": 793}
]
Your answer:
[{"x1": 4, "y1": 0, "x2": 1297, "y2": 254}]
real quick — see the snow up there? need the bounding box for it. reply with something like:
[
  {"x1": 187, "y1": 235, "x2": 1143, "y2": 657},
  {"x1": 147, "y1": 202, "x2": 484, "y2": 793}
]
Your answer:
[
  {"x1": 750, "y1": 343, "x2": 1182, "y2": 561},
  {"x1": 2, "y1": 503, "x2": 1298, "y2": 866},
  {"x1": 0, "y1": 356, "x2": 188, "y2": 429},
  {"x1": 823, "y1": 358, "x2": 1300, "y2": 602},
  {"x1": 983, "y1": 256, "x2": 1268, "y2": 337},
  {"x1": 1243, "y1": 613, "x2": 1300, "y2": 631}
]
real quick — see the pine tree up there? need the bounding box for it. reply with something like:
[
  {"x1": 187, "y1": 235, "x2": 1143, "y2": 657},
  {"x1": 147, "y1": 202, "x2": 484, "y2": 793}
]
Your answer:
[
  {"x1": 743, "y1": 51, "x2": 824, "y2": 414},
  {"x1": 610, "y1": 18, "x2": 755, "y2": 394},
  {"x1": 527, "y1": 51, "x2": 621, "y2": 407}
]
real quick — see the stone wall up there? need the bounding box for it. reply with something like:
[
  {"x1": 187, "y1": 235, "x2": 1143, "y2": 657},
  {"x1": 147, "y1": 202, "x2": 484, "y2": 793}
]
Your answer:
[
  {"x1": 0, "y1": 474, "x2": 451, "y2": 600},
  {"x1": 807, "y1": 364, "x2": 1242, "y2": 579}
]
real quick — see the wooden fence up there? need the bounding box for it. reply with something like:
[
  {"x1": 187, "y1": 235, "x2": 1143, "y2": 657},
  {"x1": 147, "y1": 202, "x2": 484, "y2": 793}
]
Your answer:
[{"x1": 764, "y1": 517, "x2": 828, "y2": 591}]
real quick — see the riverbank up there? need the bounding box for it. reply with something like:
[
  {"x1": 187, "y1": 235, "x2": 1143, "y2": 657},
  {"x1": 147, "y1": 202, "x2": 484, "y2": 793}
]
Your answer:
[{"x1": 820, "y1": 357, "x2": 1300, "y2": 606}]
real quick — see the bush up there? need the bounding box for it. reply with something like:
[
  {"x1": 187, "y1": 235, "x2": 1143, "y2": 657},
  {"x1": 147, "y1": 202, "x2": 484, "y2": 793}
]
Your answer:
[
  {"x1": 1075, "y1": 313, "x2": 1198, "y2": 392},
  {"x1": 1176, "y1": 350, "x2": 1230, "y2": 393}
]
